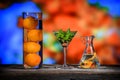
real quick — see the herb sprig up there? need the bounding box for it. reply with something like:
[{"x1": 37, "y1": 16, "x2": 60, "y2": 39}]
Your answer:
[{"x1": 54, "y1": 29, "x2": 77, "y2": 43}]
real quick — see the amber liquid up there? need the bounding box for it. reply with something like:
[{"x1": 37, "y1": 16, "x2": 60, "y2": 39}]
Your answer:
[{"x1": 80, "y1": 54, "x2": 100, "y2": 68}]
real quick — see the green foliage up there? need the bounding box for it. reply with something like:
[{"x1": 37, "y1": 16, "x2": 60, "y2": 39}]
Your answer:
[{"x1": 54, "y1": 28, "x2": 77, "y2": 43}]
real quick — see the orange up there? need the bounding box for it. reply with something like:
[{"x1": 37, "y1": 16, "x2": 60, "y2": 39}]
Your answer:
[
  {"x1": 44, "y1": 0, "x2": 60, "y2": 14},
  {"x1": 28, "y1": 29, "x2": 42, "y2": 42},
  {"x1": 23, "y1": 16, "x2": 38, "y2": 29},
  {"x1": 17, "y1": 17, "x2": 24, "y2": 28},
  {"x1": 24, "y1": 42, "x2": 41, "y2": 53},
  {"x1": 60, "y1": 0, "x2": 77, "y2": 14},
  {"x1": 25, "y1": 53, "x2": 41, "y2": 67}
]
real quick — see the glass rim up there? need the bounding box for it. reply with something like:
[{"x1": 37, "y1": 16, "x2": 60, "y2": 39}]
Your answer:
[{"x1": 22, "y1": 12, "x2": 42, "y2": 14}]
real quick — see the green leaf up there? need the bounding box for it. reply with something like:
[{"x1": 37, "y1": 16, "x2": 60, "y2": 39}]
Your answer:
[{"x1": 54, "y1": 28, "x2": 77, "y2": 43}]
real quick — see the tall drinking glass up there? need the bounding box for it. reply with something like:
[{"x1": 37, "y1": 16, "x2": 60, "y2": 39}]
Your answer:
[{"x1": 23, "y1": 12, "x2": 42, "y2": 69}]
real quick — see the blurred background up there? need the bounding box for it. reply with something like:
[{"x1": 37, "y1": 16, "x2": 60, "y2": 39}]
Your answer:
[{"x1": 0, "y1": 0, "x2": 120, "y2": 65}]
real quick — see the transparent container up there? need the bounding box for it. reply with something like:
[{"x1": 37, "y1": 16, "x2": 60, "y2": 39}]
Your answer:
[
  {"x1": 54, "y1": 29, "x2": 77, "y2": 68},
  {"x1": 23, "y1": 12, "x2": 42, "y2": 68},
  {"x1": 80, "y1": 35, "x2": 100, "y2": 68}
]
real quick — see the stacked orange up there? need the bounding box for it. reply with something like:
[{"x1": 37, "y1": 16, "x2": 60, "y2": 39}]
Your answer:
[{"x1": 23, "y1": 16, "x2": 42, "y2": 68}]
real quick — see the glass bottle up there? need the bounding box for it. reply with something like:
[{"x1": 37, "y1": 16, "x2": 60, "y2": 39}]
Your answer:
[
  {"x1": 80, "y1": 35, "x2": 100, "y2": 68},
  {"x1": 23, "y1": 12, "x2": 42, "y2": 69}
]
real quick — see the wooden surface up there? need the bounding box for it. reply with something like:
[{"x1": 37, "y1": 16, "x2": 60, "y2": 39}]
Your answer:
[{"x1": 0, "y1": 65, "x2": 120, "y2": 80}]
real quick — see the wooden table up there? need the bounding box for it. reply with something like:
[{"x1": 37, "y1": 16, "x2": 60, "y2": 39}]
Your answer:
[{"x1": 0, "y1": 65, "x2": 120, "y2": 80}]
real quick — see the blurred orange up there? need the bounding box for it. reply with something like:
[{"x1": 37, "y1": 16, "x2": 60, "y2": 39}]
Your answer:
[
  {"x1": 17, "y1": 17, "x2": 24, "y2": 28},
  {"x1": 43, "y1": 20, "x2": 57, "y2": 32},
  {"x1": 105, "y1": 32, "x2": 120, "y2": 46},
  {"x1": 60, "y1": 0, "x2": 78, "y2": 14},
  {"x1": 97, "y1": 46, "x2": 118, "y2": 65},
  {"x1": 53, "y1": 14, "x2": 79, "y2": 31},
  {"x1": 44, "y1": 0, "x2": 60, "y2": 14},
  {"x1": 67, "y1": 37, "x2": 84, "y2": 64}
]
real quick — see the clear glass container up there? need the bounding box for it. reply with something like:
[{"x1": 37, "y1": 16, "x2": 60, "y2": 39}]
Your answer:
[
  {"x1": 54, "y1": 29, "x2": 77, "y2": 68},
  {"x1": 23, "y1": 12, "x2": 42, "y2": 68},
  {"x1": 80, "y1": 35, "x2": 100, "y2": 68}
]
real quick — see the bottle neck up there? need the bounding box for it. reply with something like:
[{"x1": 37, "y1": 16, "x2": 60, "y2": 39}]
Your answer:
[{"x1": 84, "y1": 36, "x2": 95, "y2": 54}]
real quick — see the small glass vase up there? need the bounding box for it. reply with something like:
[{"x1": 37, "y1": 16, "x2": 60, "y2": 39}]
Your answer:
[{"x1": 80, "y1": 35, "x2": 100, "y2": 68}]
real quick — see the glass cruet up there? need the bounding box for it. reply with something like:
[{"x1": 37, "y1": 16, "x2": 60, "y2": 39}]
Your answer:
[{"x1": 80, "y1": 35, "x2": 100, "y2": 68}]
